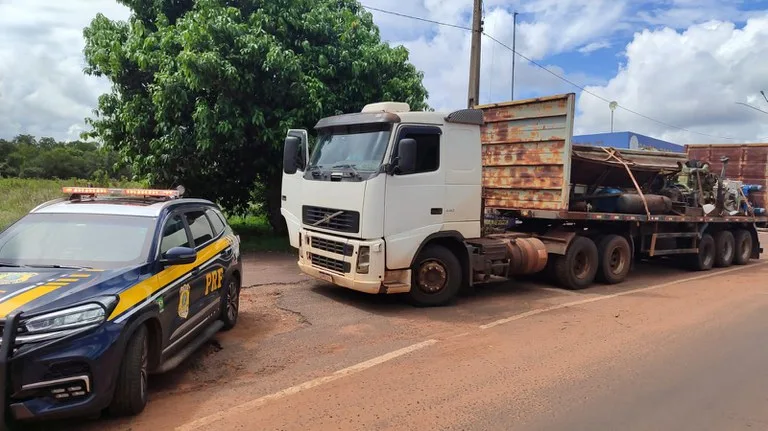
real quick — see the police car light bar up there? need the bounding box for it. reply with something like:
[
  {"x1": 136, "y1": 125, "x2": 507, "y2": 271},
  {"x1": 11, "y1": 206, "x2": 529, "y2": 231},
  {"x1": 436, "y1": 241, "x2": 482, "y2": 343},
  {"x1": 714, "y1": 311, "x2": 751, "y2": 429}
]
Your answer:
[{"x1": 62, "y1": 187, "x2": 181, "y2": 198}]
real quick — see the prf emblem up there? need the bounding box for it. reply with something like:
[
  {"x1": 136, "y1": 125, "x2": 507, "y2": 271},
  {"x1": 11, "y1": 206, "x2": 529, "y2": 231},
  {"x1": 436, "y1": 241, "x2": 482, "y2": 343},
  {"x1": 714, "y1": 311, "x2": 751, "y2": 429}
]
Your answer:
[
  {"x1": 0, "y1": 272, "x2": 39, "y2": 285},
  {"x1": 178, "y1": 284, "x2": 191, "y2": 319}
]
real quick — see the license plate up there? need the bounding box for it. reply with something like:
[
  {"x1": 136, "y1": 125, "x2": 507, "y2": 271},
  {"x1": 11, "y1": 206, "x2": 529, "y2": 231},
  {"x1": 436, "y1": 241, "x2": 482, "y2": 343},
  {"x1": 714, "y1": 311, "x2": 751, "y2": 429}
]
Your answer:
[{"x1": 317, "y1": 272, "x2": 333, "y2": 283}]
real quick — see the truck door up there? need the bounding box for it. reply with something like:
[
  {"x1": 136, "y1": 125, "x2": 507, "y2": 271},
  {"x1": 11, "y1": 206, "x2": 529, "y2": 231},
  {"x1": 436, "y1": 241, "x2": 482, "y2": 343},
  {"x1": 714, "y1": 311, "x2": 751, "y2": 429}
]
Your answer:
[
  {"x1": 383, "y1": 125, "x2": 446, "y2": 269},
  {"x1": 280, "y1": 129, "x2": 310, "y2": 248}
]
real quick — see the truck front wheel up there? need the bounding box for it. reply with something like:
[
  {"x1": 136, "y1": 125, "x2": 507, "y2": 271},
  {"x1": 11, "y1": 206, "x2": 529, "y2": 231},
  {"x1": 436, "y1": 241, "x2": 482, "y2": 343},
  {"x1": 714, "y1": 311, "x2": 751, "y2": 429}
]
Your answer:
[
  {"x1": 409, "y1": 245, "x2": 462, "y2": 307},
  {"x1": 554, "y1": 236, "x2": 598, "y2": 290}
]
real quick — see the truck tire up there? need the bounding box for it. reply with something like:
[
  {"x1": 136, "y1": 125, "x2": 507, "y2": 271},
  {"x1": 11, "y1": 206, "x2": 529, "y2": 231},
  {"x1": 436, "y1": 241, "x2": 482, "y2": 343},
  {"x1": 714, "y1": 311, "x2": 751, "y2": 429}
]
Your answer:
[
  {"x1": 713, "y1": 230, "x2": 735, "y2": 267},
  {"x1": 108, "y1": 325, "x2": 149, "y2": 417},
  {"x1": 733, "y1": 229, "x2": 753, "y2": 265},
  {"x1": 688, "y1": 233, "x2": 715, "y2": 271},
  {"x1": 409, "y1": 245, "x2": 462, "y2": 307},
  {"x1": 596, "y1": 235, "x2": 631, "y2": 284},
  {"x1": 553, "y1": 236, "x2": 598, "y2": 290}
]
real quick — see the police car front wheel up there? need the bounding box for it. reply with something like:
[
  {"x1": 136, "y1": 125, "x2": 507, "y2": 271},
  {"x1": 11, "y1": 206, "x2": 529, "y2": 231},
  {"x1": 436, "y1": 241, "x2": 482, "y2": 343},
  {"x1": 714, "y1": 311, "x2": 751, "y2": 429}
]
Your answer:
[{"x1": 108, "y1": 325, "x2": 149, "y2": 417}]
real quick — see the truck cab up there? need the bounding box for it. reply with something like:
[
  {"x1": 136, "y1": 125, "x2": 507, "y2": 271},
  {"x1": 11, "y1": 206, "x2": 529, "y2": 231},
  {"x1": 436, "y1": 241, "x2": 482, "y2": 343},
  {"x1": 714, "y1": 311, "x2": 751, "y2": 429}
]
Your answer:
[{"x1": 280, "y1": 103, "x2": 485, "y2": 305}]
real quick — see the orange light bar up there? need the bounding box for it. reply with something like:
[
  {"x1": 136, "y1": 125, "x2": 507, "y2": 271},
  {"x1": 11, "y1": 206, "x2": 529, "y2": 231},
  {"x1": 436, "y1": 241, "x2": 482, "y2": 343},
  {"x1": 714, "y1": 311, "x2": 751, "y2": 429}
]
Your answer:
[{"x1": 62, "y1": 187, "x2": 180, "y2": 198}]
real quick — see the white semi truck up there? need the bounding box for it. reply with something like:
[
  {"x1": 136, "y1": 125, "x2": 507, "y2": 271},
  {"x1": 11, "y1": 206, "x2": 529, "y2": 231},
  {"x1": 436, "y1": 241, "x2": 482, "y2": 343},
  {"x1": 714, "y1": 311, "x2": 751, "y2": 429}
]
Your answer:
[{"x1": 280, "y1": 93, "x2": 765, "y2": 306}]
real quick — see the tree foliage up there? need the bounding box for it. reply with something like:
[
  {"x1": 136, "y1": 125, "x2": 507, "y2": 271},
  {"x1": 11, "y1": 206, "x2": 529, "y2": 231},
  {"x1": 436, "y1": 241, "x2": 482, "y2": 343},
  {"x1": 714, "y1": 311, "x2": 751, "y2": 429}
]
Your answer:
[
  {"x1": 83, "y1": 0, "x2": 429, "y2": 232},
  {"x1": 0, "y1": 135, "x2": 130, "y2": 181}
]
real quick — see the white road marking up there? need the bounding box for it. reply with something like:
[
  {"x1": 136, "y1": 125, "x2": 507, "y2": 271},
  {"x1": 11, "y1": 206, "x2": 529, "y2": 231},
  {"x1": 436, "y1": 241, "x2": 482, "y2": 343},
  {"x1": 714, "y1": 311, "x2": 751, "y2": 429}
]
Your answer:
[
  {"x1": 480, "y1": 262, "x2": 768, "y2": 330},
  {"x1": 538, "y1": 286, "x2": 582, "y2": 296},
  {"x1": 176, "y1": 339, "x2": 439, "y2": 431}
]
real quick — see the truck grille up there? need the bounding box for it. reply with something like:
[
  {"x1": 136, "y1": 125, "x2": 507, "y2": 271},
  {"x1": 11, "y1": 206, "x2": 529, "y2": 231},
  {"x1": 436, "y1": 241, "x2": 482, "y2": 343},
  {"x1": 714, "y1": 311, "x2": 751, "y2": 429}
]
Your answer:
[
  {"x1": 311, "y1": 237, "x2": 352, "y2": 256},
  {"x1": 309, "y1": 253, "x2": 350, "y2": 274},
  {"x1": 303, "y1": 206, "x2": 360, "y2": 233}
]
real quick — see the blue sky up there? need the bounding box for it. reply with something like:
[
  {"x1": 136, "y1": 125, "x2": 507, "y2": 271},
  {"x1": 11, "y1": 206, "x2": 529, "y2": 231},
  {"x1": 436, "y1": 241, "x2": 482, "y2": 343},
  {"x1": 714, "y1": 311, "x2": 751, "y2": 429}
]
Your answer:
[{"x1": 2, "y1": 0, "x2": 768, "y2": 144}]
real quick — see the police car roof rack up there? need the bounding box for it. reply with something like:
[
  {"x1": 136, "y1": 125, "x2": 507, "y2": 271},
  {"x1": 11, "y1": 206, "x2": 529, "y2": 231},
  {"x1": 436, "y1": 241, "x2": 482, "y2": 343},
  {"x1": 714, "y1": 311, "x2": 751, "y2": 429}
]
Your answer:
[{"x1": 63, "y1": 185, "x2": 185, "y2": 202}]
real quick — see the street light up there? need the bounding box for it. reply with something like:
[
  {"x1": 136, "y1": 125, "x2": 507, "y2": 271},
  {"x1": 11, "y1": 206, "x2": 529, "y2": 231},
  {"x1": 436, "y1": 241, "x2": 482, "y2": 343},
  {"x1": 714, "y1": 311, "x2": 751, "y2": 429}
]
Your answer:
[{"x1": 609, "y1": 101, "x2": 618, "y2": 132}]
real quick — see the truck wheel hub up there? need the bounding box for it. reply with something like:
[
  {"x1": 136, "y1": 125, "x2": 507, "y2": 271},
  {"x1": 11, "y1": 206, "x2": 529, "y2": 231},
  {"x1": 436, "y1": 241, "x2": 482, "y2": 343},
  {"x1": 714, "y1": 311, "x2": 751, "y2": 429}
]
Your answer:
[{"x1": 418, "y1": 261, "x2": 447, "y2": 293}]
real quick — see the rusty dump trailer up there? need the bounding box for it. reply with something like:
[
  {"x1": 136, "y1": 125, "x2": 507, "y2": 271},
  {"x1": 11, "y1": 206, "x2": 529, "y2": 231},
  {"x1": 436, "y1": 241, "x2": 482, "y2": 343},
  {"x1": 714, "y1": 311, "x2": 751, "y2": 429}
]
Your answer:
[{"x1": 475, "y1": 93, "x2": 767, "y2": 289}]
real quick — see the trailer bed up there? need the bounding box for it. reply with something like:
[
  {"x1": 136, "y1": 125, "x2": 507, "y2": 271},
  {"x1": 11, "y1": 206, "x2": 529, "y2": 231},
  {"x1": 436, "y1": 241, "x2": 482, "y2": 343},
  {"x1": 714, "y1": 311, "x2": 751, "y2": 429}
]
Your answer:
[{"x1": 477, "y1": 93, "x2": 767, "y2": 225}]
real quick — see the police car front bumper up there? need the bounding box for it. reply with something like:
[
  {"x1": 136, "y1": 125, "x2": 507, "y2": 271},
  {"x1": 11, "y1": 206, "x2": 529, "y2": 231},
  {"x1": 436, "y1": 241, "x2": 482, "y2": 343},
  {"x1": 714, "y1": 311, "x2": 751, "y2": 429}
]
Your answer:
[{"x1": 0, "y1": 312, "x2": 122, "y2": 427}]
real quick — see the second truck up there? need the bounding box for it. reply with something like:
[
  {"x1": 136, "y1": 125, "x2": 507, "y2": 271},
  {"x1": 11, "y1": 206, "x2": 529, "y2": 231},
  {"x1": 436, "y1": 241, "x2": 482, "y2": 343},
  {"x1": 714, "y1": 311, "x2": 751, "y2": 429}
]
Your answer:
[{"x1": 280, "y1": 93, "x2": 766, "y2": 306}]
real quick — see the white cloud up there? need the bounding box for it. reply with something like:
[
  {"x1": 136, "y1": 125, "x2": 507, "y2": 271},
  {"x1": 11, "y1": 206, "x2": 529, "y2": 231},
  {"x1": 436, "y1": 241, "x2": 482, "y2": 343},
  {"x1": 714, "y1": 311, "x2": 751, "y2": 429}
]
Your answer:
[
  {"x1": 372, "y1": 0, "x2": 624, "y2": 111},
  {"x1": 579, "y1": 41, "x2": 612, "y2": 54},
  {"x1": 576, "y1": 15, "x2": 768, "y2": 144},
  {"x1": 0, "y1": 0, "x2": 129, "y2": 141}
]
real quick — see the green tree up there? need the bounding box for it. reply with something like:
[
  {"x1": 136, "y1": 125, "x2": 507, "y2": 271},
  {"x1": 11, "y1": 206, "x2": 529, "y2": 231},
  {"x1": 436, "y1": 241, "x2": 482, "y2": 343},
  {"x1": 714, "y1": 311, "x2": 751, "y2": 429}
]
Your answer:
[{"x1": 82, "y1": 0, "x2": 429, "y2": 232}]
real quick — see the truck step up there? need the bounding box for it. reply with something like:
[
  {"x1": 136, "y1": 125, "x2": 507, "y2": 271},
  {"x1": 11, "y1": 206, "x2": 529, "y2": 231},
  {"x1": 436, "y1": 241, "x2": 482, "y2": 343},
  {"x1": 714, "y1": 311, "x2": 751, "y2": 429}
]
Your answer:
[{"x1": 382, "y1": 282, "x2": 410, "y2": 294}]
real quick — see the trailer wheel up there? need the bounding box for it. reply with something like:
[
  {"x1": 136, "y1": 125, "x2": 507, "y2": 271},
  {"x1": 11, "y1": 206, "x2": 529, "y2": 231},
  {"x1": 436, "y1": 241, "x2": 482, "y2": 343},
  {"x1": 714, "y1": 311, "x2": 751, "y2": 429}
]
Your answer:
[
  {"x1": 688, "y1": 233, "x2": 715, "y2": 271},
  {"x1": 733, "y1": 229, "x2": 753, "y2": 265},
  {"x1": 554, "y1": 236, "x2": 598, "y2": 290},
  {"x1": 713, "y1": 230, "x2": 735, "y2": 267},
  {"x1": 409, "y1": 245, "x2": 461, "y2": 307},
  {"x1": 596, "y1": 235, "x2": 631, "y2": 284}
]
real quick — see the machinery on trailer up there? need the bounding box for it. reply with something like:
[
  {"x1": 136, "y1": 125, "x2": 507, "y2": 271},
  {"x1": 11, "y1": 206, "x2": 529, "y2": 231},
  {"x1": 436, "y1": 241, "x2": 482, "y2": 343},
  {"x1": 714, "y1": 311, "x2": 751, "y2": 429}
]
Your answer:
[{"x1": 280, "y1": 93, "x2": 766, "y2": 306}]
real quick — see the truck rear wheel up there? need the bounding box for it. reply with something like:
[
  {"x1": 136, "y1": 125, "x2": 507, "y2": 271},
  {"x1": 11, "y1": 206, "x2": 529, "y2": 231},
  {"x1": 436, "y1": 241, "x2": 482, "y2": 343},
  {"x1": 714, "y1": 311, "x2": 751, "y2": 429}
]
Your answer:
[
  {"x1": 688, "y1": 233, "x2": 715, "y2": 271},
  {"x1": 733, "y1": 229, "x2": 752, "y2": 265},
  {"x1": 409, "y1": 245, "x2": 461, "y2": 307},
  {"x1": 596, "y1": 235, "x2": 631, "y2": 284},
  {"x1": 713, "y1": 230, "x2": 735, "y2": 267},
  {"x1": 554, "y1": 236, "x2": 598, "y2": 290}
]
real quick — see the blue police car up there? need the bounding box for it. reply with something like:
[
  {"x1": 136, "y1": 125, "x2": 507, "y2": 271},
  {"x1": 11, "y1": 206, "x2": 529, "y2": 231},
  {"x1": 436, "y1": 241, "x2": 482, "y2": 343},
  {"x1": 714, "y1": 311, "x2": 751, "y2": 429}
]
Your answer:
[{"x1": 0, "y1": 187, "x2": 242, "y2": 426}]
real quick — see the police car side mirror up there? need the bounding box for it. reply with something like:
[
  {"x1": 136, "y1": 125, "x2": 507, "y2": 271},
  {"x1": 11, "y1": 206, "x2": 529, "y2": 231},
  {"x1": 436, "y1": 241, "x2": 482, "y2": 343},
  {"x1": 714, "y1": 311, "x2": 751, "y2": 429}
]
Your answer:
[{"x1": 161, "y1": 246, "x2": 197, "y2": 266}]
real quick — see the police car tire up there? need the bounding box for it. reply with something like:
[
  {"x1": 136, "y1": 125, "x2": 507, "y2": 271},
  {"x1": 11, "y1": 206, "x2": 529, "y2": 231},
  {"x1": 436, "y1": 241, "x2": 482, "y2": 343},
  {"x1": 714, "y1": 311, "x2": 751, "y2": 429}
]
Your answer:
[
  {"x1": 220, "y1": 276, "x2": 241, "y2": 330},
  {"x1": 108, "y1": 325, "x2": 148, "y2": 417}
]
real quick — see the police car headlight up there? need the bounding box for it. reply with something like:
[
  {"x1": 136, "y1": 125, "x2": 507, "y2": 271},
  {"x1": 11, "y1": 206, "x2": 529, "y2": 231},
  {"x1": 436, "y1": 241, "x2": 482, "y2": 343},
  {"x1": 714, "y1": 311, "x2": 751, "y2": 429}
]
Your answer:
[{"x1": 23, "y1": 303, "x2": 106, "y2": 334}]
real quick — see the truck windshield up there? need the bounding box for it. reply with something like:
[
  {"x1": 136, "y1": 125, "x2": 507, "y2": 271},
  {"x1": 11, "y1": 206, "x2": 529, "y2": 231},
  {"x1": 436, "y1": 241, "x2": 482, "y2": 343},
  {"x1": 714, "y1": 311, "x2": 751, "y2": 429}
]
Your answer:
[
  {"x1": 0, "y1": 213, "x2": 155, "y2": 270},
  {"x1": 309, "y1": 125, "x2": 392, "y2": 174}
]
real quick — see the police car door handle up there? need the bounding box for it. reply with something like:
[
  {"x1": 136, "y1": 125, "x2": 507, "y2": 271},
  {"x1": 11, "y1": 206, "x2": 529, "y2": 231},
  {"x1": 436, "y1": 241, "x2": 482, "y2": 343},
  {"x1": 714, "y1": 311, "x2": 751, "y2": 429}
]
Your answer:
[{"x1": 191, "y1": 267, "x2": 201, "y2": 275}]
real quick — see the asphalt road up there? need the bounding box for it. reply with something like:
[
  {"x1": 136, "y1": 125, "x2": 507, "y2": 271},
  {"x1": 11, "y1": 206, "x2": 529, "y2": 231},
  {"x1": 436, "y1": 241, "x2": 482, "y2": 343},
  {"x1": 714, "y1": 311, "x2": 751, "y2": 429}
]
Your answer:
[{"x1": 60, "y1": 233, "x2": 768, "y2": 431}]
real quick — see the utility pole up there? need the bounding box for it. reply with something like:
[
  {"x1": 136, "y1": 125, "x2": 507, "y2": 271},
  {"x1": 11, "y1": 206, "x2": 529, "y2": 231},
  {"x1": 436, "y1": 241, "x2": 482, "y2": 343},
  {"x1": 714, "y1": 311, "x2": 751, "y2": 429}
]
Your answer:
[
  {"x1": 467, "y1": 0, "x2": 483, "y2": 108},
  {"x1": 511, "y1": 11, "x2": 518, "y2": 100}
]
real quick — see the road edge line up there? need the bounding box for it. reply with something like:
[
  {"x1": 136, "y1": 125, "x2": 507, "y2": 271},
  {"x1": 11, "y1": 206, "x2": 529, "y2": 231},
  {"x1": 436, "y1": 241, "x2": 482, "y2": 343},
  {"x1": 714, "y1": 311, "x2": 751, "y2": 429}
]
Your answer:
[
  {"x1": 176, "y1": 339, "x2": 439, "y2": 431},
  {"x1": 480, "y1": 261, "x2": 768, "y2": 330}
]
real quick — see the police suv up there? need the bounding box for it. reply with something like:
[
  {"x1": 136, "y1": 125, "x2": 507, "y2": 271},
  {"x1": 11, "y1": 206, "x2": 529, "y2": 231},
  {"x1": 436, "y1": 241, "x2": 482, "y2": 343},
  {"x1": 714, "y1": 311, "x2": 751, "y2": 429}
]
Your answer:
[{"x1": 0, "y1": 187, "x2": 242, "y2": 426}]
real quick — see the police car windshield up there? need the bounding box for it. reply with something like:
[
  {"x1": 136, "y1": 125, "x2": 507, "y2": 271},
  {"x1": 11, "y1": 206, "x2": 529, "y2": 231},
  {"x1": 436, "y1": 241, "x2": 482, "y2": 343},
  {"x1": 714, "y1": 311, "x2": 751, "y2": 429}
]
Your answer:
[{"x1": 0, "y1": 213, "x2": 155, "y2": 270}]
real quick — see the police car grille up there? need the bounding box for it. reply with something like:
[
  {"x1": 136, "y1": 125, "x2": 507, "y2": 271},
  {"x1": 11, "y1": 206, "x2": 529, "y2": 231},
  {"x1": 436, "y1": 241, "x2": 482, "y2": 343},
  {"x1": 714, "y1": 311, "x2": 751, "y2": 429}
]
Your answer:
[
  {"x1": 43, "y1": 362, "x2": 90, "y2": 380},
  {"x1": 302, "y1": 206, "x2": 360, "y2": 233},
  {"x1": 309, "y1": 253, "x2": 349, "y2": 274}
]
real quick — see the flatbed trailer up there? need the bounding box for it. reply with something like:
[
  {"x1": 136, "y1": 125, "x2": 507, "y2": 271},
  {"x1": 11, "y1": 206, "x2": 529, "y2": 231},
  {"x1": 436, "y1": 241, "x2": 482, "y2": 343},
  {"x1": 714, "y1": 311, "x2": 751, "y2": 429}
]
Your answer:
[{"x1": 475, "y1": 93, "x2": 766, "y2": 289}]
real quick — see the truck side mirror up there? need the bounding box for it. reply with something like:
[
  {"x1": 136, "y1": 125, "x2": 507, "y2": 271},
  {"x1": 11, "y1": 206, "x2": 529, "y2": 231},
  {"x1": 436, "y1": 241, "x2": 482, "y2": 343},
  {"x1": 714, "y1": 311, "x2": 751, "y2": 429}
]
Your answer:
[
  {"x1": 396, "y1": 138, "x2": 417, "y2": 175},
  {"x1": 283, "y1": 136, "x2": 302, "y2": 174}
]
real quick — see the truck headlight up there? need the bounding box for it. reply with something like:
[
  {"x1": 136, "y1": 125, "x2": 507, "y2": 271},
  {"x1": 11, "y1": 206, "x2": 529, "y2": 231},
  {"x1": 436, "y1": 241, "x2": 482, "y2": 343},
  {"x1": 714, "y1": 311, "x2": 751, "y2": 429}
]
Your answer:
[{"x1": 357, "y1": 246, "x2": 370, "y2": 274}]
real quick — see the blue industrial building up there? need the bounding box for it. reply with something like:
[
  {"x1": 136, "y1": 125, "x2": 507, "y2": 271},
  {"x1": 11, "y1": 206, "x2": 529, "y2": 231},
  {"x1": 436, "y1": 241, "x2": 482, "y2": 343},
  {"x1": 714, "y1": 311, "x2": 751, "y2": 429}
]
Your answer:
[{"x1": 572, "y1": 132, "x2": 684, "y2": 153}]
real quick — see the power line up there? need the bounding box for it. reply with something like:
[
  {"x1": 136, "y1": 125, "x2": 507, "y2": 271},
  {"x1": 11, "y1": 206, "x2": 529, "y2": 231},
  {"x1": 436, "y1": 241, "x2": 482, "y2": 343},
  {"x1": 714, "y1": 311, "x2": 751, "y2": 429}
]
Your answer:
[{"x1": 360, "y1": 3, "x2": 764, "y2": 142}]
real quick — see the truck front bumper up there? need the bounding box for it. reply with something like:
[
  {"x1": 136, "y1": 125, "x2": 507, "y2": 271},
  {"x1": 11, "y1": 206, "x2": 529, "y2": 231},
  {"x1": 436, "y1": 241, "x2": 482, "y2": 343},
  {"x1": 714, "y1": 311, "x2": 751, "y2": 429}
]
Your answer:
[{"x1": 297, "y1": 229, "x2": 411, "y2": 294}]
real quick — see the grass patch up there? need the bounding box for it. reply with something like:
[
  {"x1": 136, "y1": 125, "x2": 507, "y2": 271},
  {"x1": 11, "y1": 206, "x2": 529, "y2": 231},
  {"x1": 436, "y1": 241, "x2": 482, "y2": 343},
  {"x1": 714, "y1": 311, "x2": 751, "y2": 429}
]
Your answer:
[
  {"x1": 227, "y1": 214, "x2": 292, "y2": 254},
  {"x1": 1, "y1": 178, "x2": 291, "y2": 253}
]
